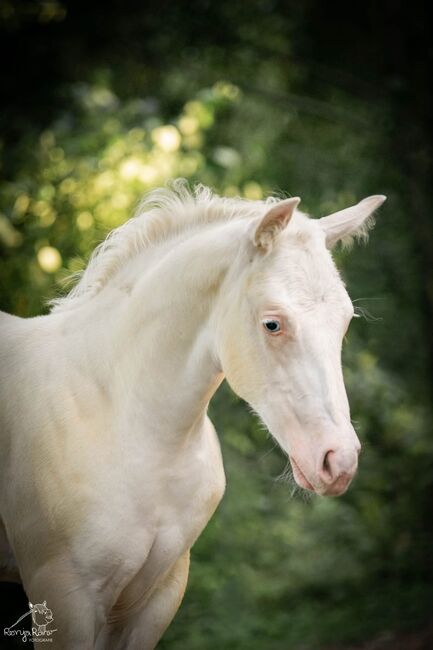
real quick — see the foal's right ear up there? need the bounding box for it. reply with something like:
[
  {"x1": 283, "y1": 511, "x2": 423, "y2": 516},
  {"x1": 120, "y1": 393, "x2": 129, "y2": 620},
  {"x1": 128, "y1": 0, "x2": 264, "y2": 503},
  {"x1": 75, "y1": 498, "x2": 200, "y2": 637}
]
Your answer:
[
  {"x1": 320, "y1": 195, "x2": 386, "y2": 249},
  {"x1": 253, "y1": 197, "x2": 300, "y2": 252}
]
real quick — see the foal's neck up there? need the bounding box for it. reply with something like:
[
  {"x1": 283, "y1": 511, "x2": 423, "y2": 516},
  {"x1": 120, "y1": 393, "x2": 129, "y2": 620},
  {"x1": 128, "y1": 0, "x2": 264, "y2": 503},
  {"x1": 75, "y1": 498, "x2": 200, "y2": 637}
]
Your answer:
[{"x1": 71, "y1": 220, "x2": 245, "y2": 443}]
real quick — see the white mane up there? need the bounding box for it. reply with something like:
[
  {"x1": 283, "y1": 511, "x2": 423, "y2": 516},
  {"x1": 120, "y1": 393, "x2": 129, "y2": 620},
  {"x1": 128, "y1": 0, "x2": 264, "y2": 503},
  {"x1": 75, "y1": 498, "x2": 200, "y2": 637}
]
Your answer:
[{"x1": 50, "y1": 180, "x2": 291, "y2": 313}]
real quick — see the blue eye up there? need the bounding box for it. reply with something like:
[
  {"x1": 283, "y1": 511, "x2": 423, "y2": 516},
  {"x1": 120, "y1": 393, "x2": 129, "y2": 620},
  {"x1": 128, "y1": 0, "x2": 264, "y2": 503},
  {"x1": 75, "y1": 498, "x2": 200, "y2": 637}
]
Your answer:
[{"x1": 263, "y1": 319, "x2": 281, "y2": 333}]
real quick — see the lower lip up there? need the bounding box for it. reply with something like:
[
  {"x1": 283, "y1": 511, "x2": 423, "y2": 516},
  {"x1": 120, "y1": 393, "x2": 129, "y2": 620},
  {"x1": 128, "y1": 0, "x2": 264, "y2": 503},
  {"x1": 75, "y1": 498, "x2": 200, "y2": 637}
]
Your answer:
[
  {"x1": 320, "y1": 476, "x2": 351, "y2": 497},
  {"x1": 290, "y1": 457, "x2": 315, "y2": 491}
]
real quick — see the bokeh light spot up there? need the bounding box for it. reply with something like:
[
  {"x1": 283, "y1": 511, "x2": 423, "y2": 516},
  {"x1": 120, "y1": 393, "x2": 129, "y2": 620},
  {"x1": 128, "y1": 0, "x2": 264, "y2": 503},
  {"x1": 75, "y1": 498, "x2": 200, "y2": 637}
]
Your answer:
[
  {"x1": 151, "y1": 125, "x2": 181, "y2": 152},
  {"x1": 76, "y1": 211, "x2": 94, "y2": 231},
  {"x1": 37, "y1": 246, "x2": 62, "y2": 273}
]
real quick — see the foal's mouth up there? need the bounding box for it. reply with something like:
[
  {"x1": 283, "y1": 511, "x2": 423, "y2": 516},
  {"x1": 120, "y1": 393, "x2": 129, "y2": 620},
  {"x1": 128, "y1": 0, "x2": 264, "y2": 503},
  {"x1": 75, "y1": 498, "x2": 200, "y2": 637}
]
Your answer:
[
  {"x1": 289, "y1": 455, "x2": 356, "y2": 496},
  {"x1": 289, "y1": 456, "x2": 315, "y2": 492}
]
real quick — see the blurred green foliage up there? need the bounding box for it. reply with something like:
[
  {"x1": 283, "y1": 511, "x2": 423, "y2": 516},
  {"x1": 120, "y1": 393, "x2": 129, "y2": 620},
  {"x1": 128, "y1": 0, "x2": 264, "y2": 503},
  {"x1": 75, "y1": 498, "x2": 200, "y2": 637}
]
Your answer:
[{"x1": 1, "y1": 2, "x2": 432, "y2": 648}]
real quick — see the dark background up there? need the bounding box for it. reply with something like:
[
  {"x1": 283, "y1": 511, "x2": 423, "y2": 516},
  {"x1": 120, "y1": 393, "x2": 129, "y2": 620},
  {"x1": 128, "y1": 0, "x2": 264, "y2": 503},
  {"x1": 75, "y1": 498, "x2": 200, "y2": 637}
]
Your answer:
[{"x1": 0, "y1": 1, "x2": 432, "y2": 648}]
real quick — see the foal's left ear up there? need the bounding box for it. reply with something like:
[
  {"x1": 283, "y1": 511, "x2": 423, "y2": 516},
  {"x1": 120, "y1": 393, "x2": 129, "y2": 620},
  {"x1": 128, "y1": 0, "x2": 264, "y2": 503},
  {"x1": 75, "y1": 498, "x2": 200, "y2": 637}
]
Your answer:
[
  {"x1": 320, "y1": 195, "x2": 387, "y2": 249},
  {"x1": 254, "y1": 197, "x2": 300, "y2": 252}
]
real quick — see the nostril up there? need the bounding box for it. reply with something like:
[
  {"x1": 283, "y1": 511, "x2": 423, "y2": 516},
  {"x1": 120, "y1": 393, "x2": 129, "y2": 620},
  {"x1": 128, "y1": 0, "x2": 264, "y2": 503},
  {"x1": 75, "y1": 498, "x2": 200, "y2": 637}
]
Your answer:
[
  {"x1": 320, "y1": 450, "x2": 335, "y2": 484},
  {"x1": 319, "y1": 448, "x2": 359, "y2": 487}
]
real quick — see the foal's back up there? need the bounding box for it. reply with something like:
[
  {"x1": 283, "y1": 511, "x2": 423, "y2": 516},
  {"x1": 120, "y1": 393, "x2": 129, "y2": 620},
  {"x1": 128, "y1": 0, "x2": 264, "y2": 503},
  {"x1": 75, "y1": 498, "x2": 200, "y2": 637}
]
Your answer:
[
  {"x1": 0, "y1": 311, "x2": 48, "y2": 438},
  {"x1": 0, "y1": 311, "x2": 31, "y2": 429},
  {"x1": 0, "y1": 310, "x2": 65, "y2": 504}
]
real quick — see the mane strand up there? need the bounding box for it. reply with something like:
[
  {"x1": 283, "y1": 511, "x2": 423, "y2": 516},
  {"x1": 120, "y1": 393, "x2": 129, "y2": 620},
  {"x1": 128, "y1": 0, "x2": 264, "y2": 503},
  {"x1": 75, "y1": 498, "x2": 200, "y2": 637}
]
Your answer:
[{"x1": 49, "y1": 180, "x2": 280, "y2": 313}]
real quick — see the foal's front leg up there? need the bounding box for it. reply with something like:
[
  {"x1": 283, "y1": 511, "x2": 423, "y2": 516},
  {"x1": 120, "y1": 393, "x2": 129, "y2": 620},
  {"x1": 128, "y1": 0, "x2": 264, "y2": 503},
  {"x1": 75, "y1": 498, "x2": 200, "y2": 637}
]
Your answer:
[
  {"x1": 104, "y1": 551, "x2": 190, "y2": 650},
  {"x1": 25, "y1": 556, "x2": 104, "y2": 650}
]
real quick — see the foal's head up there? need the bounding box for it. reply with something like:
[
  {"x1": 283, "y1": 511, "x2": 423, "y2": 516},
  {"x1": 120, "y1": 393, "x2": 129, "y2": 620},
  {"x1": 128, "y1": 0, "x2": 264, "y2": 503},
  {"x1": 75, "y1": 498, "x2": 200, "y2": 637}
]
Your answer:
[{"x1": 216, "y1": 194, "x2": 385, "y2": 496}]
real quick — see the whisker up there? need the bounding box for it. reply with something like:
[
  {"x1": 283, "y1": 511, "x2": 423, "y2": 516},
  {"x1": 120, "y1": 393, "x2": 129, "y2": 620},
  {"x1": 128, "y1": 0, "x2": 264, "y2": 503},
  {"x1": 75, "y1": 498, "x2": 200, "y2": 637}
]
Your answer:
[
  {"x1": 257, "y1": 440, "x2": 278, "y2": 462},
  {"x1": 276, "y1": 460, "x2": 302, "y2": 500},
  {"x1": 352, "y1": 297, "x2": 383, "y2": 303},
  {"x1": 354, "y1": 305, "x2": 382, "y2": 322}
]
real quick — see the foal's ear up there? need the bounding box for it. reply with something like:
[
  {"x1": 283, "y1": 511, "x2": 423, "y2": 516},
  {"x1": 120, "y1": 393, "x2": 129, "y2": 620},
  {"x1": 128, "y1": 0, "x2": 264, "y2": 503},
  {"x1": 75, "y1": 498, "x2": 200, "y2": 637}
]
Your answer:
[
  {"x1": 320, "y1": 195, "x2": 386, "y2": 249},
  {"x1": 254, "y1": 197, "x2": 300, "y2": 252}
]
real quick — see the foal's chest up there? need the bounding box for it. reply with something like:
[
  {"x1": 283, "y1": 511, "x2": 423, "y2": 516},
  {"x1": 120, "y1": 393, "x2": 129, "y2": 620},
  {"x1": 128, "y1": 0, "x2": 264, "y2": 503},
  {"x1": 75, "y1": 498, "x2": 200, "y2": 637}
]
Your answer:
[
  {"x1": 135, "y1": 419, "x2": 225, "y2": 550},
  {"x1": 154, "y1": 420, "x2": 226, "y2": 549},
  {"x1": 101, "y1": 420, "x2": 226, "y2": 614}
]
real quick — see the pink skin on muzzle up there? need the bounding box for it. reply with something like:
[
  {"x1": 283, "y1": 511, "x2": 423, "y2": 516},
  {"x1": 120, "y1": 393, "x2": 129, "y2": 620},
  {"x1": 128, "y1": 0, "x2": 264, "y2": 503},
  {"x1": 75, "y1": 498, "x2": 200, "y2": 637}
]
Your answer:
[{"x1": 290, "y1": 439, "x2": 361, "y2": 496}]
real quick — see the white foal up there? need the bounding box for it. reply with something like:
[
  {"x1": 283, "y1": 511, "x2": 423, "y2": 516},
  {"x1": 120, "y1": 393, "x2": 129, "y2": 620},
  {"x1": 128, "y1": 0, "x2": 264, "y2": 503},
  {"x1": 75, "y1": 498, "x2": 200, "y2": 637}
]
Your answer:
[{"x1": 0, "y1": 182, "x2": 385, "y2": 649}]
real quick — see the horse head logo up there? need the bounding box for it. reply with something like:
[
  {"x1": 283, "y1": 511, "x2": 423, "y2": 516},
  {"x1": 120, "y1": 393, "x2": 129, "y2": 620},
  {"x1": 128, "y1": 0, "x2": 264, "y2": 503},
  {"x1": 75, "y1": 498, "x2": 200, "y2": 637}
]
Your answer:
[{"x1": 29, "y1": 601, "x2": 54, "y2": 633}]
